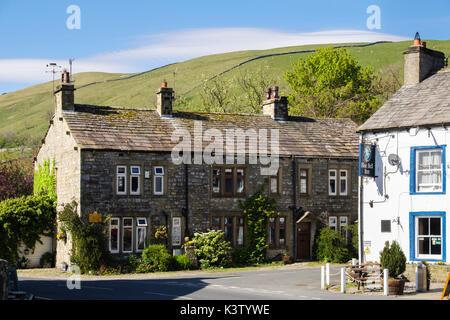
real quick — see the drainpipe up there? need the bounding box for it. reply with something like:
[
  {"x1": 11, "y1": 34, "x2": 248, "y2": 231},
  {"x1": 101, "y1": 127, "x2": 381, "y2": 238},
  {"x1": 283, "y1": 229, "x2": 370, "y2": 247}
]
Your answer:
[
  {"x1": 184, "y1": 163, "x2": 189, "y2": 237},
  {"x1": 358, "y1": 136, "x2": 365, "y2": 264},
  {"x1": 292, "y1": 156, "x2": 297, "y2": 260}
]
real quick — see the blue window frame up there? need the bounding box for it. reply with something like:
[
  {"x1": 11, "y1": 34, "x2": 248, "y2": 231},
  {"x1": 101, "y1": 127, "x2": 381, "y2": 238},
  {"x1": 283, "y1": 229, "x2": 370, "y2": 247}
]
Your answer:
[
  {"x1": 409, "y1": 212, "x2": 446, "y2": 262},
  {"x1": 410, "y1": 145, "x2": 446, "y2": 195}
]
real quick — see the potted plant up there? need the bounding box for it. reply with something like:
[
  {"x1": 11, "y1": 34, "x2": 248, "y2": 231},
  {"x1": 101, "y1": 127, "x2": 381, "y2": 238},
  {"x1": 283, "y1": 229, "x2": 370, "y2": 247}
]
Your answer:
[
  {"x1": 380, "y1": 241, "x2": 407, "y2": 295},
  {"x1": 282, "y1": 252, "x2": 292, "y2": 264}
]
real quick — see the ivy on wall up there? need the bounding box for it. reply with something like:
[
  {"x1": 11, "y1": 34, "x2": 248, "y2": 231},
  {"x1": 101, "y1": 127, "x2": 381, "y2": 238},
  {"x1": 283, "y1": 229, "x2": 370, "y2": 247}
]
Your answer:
[
  {"x1": 238, "y1": 189, "x2": 279, "y2": 264},
  {"x1": 33, "y1": 157, "x2": 56, "y2": 201}
]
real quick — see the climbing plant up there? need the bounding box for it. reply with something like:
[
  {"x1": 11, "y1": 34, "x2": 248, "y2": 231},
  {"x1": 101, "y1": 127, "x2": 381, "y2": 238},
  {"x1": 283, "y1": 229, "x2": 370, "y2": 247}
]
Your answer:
[
  {"x1": 238, "y1": 189, "x2": 279, "y2": 264},
  {"x1": 58, "y1": 201, "x2": 111, "y2": 273},
  {"x1": 33, "y1": 157, "x2": 56, "y2": 201}
]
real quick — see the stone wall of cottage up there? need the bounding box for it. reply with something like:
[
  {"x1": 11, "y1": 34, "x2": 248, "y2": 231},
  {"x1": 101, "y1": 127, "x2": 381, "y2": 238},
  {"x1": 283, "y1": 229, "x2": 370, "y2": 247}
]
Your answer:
[
  {"x1": 36, "y1": 115, "x2": 81, "y2": 268},
  {"x1": 78, "y1": 151, "x2": 358, "y2": 260}
]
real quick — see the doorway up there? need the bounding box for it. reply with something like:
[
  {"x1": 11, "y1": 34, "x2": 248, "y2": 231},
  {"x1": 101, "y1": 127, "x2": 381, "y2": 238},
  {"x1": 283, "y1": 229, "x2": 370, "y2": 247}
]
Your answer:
[{"x1": 296, "y1": 222, "x2": 311, "y2": 260}]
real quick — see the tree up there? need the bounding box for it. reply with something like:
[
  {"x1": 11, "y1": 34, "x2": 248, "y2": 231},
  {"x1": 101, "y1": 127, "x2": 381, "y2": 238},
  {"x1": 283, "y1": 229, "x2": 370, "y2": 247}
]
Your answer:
[
  {"x1": 284, "y1": 47, "x2": 383, "y2": 123},
  {"x1": 0, "y1": 156, "x2": 34, "y2": 201}
]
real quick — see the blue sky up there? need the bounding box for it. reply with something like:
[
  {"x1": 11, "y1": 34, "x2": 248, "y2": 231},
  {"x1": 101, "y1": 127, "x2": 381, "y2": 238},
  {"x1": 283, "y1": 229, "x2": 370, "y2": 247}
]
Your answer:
[{"x1": 0, "y1": 0, "x2": 449, "y2": 93}]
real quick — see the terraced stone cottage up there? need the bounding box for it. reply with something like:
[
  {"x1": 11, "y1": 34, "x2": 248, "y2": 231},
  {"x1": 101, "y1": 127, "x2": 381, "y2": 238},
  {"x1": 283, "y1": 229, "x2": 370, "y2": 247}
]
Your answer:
[{"x1": 35, "y1": 71, "x2": 359, "y2": 267}]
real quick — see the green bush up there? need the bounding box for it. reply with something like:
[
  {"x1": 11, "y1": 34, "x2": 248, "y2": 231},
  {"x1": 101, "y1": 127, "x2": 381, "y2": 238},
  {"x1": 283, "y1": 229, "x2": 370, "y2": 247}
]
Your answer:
[
  {"x1": 314, "y1": 227, "x2": 350, "y2": 263},
  {"x1": 193, "y1": 230, "x2": 232, "y2": 269},
  {"x1": 58, "y1": 201, "x2": 111, "y2": 273},
  {"x1": 141, "y1": 244, "x2": 175, "y2": 272},
  {"x1": 40, "y1": 252, "x2": 54, "y2": 268},
  {"x1": 175, "y1": 254, "x2": 191, "y2": 270},
  {"x1": 380, "y1": 241, "x2": 406, "y2": 278},
  {"x1": 0, "y1": 194, "x2": 56, "y2": 264}
]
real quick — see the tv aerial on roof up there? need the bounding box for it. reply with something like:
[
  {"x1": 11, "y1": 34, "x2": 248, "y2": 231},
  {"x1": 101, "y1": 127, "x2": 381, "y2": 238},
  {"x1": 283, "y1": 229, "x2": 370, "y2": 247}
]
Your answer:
[{"x1": 388, "y1": 153, "x2": 401, "y2": 166}]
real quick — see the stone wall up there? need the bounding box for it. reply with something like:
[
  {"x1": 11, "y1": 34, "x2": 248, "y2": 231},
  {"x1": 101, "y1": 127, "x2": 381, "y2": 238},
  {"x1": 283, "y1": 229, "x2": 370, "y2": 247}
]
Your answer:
[
  {"x1": 405, "y1": 263, "x2": 450, "y2": 283},
  {"x1": 0, "y1": 260, "x2": 7, "y2": 300}
]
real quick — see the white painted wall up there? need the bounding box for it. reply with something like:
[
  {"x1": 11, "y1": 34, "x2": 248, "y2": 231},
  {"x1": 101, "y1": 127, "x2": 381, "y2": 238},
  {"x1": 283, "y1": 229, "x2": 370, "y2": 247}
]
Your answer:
[
  {"x1": 360, "y1": 126, "x2": 449, "y2": 264},
  {"x1": 17, "y1": 236, "x2": 53, "y2": 268}
]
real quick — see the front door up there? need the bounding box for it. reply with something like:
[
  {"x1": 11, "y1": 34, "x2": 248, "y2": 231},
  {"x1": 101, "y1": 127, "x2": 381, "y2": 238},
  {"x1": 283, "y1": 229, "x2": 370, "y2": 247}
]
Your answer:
[{"x1": 296, "y1": 222, "x2": 311, "y2": 260}]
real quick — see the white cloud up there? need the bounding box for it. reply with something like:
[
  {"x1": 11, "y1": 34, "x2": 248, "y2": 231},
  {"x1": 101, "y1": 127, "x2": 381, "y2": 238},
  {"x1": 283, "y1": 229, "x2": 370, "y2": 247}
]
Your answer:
[{"x1": 0, "y1": 28, "x2": 409, "y2": 87}]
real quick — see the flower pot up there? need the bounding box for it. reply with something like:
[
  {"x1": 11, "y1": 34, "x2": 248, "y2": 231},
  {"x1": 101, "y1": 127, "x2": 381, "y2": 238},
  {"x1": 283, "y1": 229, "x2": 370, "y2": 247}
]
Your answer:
[
  {"x1": 282, "y1": 256, "x2": 291, "y2": 264},
  {"x1": 381, "y1": 278, "x2": 405, "y2": 295}
]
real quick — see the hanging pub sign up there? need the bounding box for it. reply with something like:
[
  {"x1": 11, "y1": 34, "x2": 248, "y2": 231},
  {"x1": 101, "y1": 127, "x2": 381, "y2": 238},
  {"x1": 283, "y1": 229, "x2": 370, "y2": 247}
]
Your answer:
[{"x1": 360, "y1": 144, "x2": 376, "y2": 177}]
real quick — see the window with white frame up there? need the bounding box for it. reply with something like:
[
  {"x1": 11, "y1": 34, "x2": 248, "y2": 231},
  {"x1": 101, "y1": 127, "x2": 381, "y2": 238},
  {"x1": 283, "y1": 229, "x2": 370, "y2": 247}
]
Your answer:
[
  {"x1": 109, "y1": 218, "x2": 120, "y2": 253},
  {"x1": 416, "y1": 216, "x2": 442, "y2": 260},
  {"x1": 130, "y1": 166, "x2": 141, "y2": 195},
  {"x1": 339, "y1": 170, "x2": 348, "y2": 196},
  {"x1": 415, "y1": 148, "x2": 444, "y2": 193},
  {"x1": 122, "y1": 217, "x2": 133, "y2": 253},
  {"x1": 116, "y1": 166, "x2": 127, "y2": 195},
  {"x1": 329, "y1": 216, "x2": 337, "y2": 231},
  {"x1": 154, "y1": 166, "x2": 164, "y2": 195},
  {"x1": 340, "y1": 216, "x2": 348, "y2": 240},
  {"x1": 136, "y1": 218, "x2": 147, "y2": 252},
  {"x1": 329, "y1": 170, "x2": 337, "y2": 196}
]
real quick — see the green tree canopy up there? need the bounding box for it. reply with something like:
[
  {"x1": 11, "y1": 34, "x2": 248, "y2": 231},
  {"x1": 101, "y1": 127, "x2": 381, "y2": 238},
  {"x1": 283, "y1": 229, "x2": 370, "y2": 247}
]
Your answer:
[{"x1": 284, "y1": 47, "x2": 382, "y2": 123}]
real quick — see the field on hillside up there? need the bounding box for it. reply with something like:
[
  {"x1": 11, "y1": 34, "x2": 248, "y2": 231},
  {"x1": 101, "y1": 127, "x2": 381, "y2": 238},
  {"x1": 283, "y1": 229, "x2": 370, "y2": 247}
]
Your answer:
[{"x1": 0, "y1": 40, "x2": 449, "y2": 149}]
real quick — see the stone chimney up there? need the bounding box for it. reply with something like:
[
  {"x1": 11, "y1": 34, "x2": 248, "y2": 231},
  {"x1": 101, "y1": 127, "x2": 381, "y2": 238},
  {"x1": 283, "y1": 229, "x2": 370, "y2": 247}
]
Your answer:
[
  {"x1": 403, "y1": 32, "x2": 445, "y2": 85},
  {"x1": 156, "y1": 81, "x2": 174, "y2": 117},
  {"x1": 55, "y1": 69, "x2": 75, "y2": 113},
  {"x1": 262, "y1": 86, "x2": 289, "y2": 121}
]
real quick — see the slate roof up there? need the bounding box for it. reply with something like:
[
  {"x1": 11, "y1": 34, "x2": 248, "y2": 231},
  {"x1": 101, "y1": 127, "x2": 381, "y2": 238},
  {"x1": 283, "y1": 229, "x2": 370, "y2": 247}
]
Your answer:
[
  {"x1": 62, "y1": 105, "x2": 359, "y2": 158},
  {"x1": 357, "y1": 69, "x2": 450, "y2": 132}
]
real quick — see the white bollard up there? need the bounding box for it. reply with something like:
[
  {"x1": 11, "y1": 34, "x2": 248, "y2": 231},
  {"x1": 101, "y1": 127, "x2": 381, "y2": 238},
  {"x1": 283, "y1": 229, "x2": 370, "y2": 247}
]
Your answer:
[
  {"x1": 326, "y1": 263, "x2": 330, "y2": 286},
  {"x1": 321, "y1": 266, "x2": 325, "y2": 289},
  {"x1": 383, "y1": 269, "x2": 389, "y2": 296},
  {"x1": 341, "y1": 268, "x2": 346, "y2": 293},
  {"x1": 415, "y1": 266, "x2": 419, "y2": 292}
]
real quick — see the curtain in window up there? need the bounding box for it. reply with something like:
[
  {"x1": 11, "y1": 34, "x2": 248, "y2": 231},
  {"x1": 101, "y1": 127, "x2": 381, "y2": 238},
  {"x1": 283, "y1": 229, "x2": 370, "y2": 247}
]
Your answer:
[{"x1": 417, "y1": 150, "x2": 442, "y2": 191}]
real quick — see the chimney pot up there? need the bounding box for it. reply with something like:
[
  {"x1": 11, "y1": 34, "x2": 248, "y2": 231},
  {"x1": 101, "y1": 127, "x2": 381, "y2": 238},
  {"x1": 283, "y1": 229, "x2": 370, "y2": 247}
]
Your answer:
[
  {"x1": 156, "y1": 84, "x2": 173, "y2": 117},
  {"x1": 265, "y1": 88, "x2": 272, "y2": 100},
  {"x1": 162, "y1": 81, "x2": 167, "y2": 88},
  {"x1": 271, "y1": 86, "x2": 279, "y2": 99},
  {"x1": 61, "y1": 69, "x2": 70, "y2": 84}
]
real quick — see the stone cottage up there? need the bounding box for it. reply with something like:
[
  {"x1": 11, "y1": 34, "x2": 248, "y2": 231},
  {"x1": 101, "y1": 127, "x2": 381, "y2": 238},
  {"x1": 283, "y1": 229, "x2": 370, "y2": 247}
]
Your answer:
[{"x1": 36, "y1": 71, "x2": 359, "y2": 267}]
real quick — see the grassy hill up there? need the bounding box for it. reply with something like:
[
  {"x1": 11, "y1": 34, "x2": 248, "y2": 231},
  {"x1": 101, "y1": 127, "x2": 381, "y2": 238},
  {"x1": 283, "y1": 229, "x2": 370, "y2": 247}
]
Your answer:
[{"x1": 1, "y1": 40, "x2": 449, "y2": 149}]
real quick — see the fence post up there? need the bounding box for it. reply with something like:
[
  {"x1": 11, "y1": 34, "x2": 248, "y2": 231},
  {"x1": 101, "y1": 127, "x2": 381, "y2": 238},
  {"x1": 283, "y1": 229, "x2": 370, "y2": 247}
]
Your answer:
[
  {"x1": 326, "y1": 263, "x2": 330, "y2": 286},
  {"x1": 383, "y1": 269, "x2": 389, "y2": 296},
  {"x1": 341, "y1": 268, "x2": 346, "y2": 293},
  {"x1": 321, "y1": 266, "x2": 325, "y2": 289}
]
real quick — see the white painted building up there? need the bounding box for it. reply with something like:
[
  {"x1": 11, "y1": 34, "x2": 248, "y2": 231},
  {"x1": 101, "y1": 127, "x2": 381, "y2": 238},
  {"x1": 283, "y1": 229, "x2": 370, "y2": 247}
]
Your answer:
[{"x1": 357, "y1": 38, "x2": 449, "y2": 264}]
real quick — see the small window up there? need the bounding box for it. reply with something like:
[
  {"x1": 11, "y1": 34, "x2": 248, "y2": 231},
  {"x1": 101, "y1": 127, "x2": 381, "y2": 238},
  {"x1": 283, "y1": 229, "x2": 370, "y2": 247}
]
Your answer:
[
  {"x1": 340, "y1": 216, "x2": 348, "y2": 240},
  {"x1": 269, "y1": 217, "x2": 276, "y2": 247},
  {"x1": 415, "y1": 148, "x2": 444, "y2": 193},
  {"x1": 224, "y1": 168, "x2": 233, "y2": 196},
  {"x1": 117, "y1": 166, "x2": 127, "y2": 195},
  {"x1": 154, "y1": 166, "x2": 164, "y2": 195},
  {"x1": 212, "y1": 168, "x2": 221, "y2": 194},
  {"x1": 270, "y1": 170, "x2": 279, "y2": 195},
  {"x1": 236, "y1": 168, "x2": 245, "y2": 195},
  {"x1": 299, "y1": 169, "x2": 309, "y2": 195},
  {"x1": 279, "y1": 217, "x2": 286, "y2": 246},
  {"x1": 136, "y1": 218, "x2": 147, "y2": 252},
  {"x1": 109, "y1": 218, "x2": 120, "y2": 253},
  {"x1": 237, "y1": 217, "x2": 245, "y2": 247},
  {"x1": 130, "y1": 166, "x2": 141, "y2": 195},
  {"x1": 224, "y1": 217, "x2": 233, "y2": 243},
  {"x1": 329, "y1": 216, "x2": 337, "y2": 231},
  {"x1": 268, "y1": 216, "x2": 286, "y2": 248},
  {"x1": 212, "y1": 217, "x2": 221, "y2": 231},
  {"x1": 122, "y1": 218, "x2": 133, "y2": 253},
  {"x1": 339, "y1": 170, "x2": 348, "y2": 196},
  {"x1": 381, "y1": 220, "x2": 391, "y2": 233},
  {"x1": 329, "y1": 170, "x2": 337, "y2": 196}
]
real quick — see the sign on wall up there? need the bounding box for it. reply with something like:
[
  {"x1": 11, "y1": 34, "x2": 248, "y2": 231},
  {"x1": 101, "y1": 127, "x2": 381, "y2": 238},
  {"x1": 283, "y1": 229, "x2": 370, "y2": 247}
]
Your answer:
[
  {"x1": 172, "y1": 217, "x2": 181, "y2": 246},
  {"x1": 360, "y1": 144, "x2": 376, "y2": 177}
]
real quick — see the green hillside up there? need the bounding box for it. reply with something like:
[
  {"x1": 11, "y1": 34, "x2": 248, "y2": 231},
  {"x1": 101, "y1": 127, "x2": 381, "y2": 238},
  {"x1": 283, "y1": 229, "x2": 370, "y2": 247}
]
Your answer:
[{"x1": 1, "y1": 40, "x2": 449, "y2": 149}]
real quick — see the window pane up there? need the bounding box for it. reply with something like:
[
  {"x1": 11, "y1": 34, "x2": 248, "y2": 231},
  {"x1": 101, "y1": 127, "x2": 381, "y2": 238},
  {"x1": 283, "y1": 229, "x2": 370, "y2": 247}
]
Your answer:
[
  {"x1": 329, "y1": 170, "x2": 336, "y2": 177},
  {"x1": 340, "y1": 179, "x2": 347, "y2": 194},
  {"x1": 270, "y1": 177, "x2": 278, "y2": 193},
  {"x1": 123, "y1": 227, "x2": 132, "y2": 252},
  {"x1": 131, "y1": 167, "x2": 140, "y2": 174},
  {"x1": 213, "y1": 177, "x2": 220, "y2": 193},
  {"x1": 110, "y1": 228, "x2": 118, "y2": 251},
  {"x1": 124, "y1": 218, "x2": 133, "y2": 226},
  {"x1": 418, "y1": 237, "x2": 430, "y2": 255},
  {"x1": 225, "y1": 226, "x2": 233, "y2": 242},
  {"x1": 237, "y1": 226, "x2": 244, "y2": 246},
  {"x1": 212, "y1": 217, "x2": 220, "y2": 225},
  {"x1": 300, "y1": 169, "x2": 307, "y2": 177},
  {"x1": 117, "y1": 167, "x2": 126, "y2": 174},
  {"x1": 300, "y1": 178, "x2": 307, "y2": 194},
  {"x1": 225, "y1": 177, "x2": 233, "y2": 193},
  {"x1": 269, "y1": 225, "x2": 275, "y2": 245},
  {"x1": 137, "y1": 228, "x2": 146, "y2": 250},
  {"x1": 279, "y1": 225, "x2": 285, "y2": 245},
  {"x1": 155, "y1": 176, "x2": 163, "y2": 193},
  {"x1": 418, "y1": 218, "x2": 429, "y2": 236},
  {"x1": 430, "y1": 218, "x2": 441, "y2": 235},
  {"x1": 131, "y1": 176, "x2": 139, "y2": 193},
  {"x1": 118, "y1": 176, "x2": 125, "y2": 192},
  {"x1": 431, "y1": 237, "x2": 442, "y2": 255},
  {"x1": 154, "y1": 167, "x2": 164, "y2": 175}
]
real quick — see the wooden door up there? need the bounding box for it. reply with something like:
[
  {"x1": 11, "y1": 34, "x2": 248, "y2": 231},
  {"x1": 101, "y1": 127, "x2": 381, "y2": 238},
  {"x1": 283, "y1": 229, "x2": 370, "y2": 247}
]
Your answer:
[{"x1": 296, "y1": 222, "x2": 311, "y2": 260}]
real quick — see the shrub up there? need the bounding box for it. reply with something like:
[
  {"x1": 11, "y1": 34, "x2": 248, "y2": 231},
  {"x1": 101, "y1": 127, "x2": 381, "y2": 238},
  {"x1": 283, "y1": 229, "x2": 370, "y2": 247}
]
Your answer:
[
  {"x1": 0, "y1": 155, "x2": 34, "y2": 201},
  {"x1": 40, "y1": 251, "x2": 54, "y2": 268},
  {"x1": 379, "y1": 241, "x2": 406, "y2": 279},
  {"x1": 58, "y1": 201, "x2": 111, "y2": 273},
  {"x1": 141, "y1": 244, "x2": 175, "y2": 272},
  {"x1": 0, "y1": 194, "x2": 56, "y2": 264},
  {"x1": 314, "y1": 227, "x2": 350, "y2": 263},
  {"x1": 193, "y1": 230, "x2": 232, "y2": 269},
  {"x1": 175, "y1": 254, "x2": 191, "y2": 270}
]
